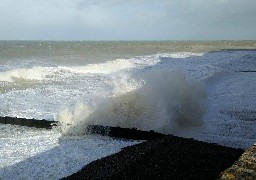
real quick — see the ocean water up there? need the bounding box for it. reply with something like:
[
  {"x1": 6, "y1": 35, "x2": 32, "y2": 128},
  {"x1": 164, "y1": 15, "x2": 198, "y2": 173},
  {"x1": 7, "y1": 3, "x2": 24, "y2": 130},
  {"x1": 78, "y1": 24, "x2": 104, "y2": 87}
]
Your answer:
[{"x1": 0, "y1": 41, "x2": 256, "y2": 179}]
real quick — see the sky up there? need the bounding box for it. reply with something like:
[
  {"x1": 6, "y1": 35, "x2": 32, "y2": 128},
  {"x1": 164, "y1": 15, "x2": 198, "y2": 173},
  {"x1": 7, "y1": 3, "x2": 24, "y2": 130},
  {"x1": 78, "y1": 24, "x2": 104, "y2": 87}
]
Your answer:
[{"x1": 0, "y1": 0, "x2": 256, "y2": 40}]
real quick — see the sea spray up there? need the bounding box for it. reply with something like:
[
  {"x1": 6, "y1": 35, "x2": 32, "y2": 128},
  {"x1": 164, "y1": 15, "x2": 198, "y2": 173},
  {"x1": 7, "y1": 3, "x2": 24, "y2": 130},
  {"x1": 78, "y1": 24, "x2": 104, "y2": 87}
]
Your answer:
[{"x1": 57, "y1": 68, "x2": 207, "y2": 136}]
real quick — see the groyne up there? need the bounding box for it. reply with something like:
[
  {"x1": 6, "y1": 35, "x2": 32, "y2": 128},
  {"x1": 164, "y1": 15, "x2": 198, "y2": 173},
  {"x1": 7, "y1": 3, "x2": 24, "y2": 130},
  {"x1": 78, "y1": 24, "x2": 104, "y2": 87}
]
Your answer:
[
  {"x1": 0, "y1": 116, "x2": 56, "y2": 129},
  {"x1": 0, "y1": 116, "x2": 166, "y2": 140},
  {"x1": 1, "y1": 116, "x2": 255, "y2": 179}
]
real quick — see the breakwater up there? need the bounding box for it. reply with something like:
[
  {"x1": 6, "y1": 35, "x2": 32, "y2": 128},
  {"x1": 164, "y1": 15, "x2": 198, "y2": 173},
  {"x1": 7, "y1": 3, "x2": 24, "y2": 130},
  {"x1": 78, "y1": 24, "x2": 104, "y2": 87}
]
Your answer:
[
  {"x1": 0, "y1": 116, "x2": 166, "y2": 140},
  {"x1": 0, "y1": 116, "x2": 56, "y2": 129}
]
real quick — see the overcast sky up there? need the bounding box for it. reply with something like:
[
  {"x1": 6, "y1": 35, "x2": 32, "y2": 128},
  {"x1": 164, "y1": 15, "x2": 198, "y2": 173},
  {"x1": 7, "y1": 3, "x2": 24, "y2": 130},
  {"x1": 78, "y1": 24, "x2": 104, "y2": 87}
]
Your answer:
[{"x1": 0, "y1": 0, "x2": 256, "y2": 40}]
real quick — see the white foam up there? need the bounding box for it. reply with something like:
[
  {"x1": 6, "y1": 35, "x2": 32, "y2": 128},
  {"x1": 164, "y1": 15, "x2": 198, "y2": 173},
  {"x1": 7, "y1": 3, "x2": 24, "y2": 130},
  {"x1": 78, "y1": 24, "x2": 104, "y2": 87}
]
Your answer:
[
  {"x1": 0, "y1": 59, "x2": 136, "y2": 83},
  {"x1": 156, "y1": 52, "x2": 204, "y2": 59},
  {"x1": 1, "y1": 51, "x2": 256, "y2": 149},
  {"x1": 60, "y1": 59, "x2": 135, "y2": 74},
  {"x1": 58, "y1": 69, "x2": 207, "y2": 135},
  {"x1": 1, "y1": 47, "x2": 256, "y2": 180},
  {"x1": 0, "y1": 124, "x2": 139, "y2": 179},
  {"x1": 0, "y1": 66, "x2": 53, "y2": 82}
]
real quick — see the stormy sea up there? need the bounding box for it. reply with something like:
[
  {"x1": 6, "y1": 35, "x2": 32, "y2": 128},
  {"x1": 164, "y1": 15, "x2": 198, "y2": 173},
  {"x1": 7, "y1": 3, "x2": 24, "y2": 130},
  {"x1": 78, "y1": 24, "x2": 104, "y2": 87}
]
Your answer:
[{"x1": 0, "y1": 41, "x2": 255, "y2": 179}]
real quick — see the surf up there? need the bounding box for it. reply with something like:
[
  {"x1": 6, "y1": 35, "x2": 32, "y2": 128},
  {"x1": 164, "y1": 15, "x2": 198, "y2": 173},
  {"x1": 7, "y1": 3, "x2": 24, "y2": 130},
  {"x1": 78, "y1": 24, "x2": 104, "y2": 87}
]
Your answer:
[{"x1": 57, "y1": 68, "x2": 207, "y2": 135}]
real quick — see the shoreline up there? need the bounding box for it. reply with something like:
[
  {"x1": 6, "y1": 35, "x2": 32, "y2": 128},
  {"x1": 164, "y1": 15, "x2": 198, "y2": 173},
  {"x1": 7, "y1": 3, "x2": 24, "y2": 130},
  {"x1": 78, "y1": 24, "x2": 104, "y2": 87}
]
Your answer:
[{"x1": 1, "y1": 117, "x2": 252, "y2": 179}]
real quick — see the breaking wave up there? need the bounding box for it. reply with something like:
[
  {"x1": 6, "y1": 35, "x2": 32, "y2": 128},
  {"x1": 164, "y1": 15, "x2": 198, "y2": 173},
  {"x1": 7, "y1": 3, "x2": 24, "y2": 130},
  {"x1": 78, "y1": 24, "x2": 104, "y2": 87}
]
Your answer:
[
  {"x1": 0, "y1": 59, "x2": 136, "y2": 83},
  {"x1": 0, "y1": 66, "x2": 52, "y2": 82},
  {"x1": 57, "y1": 68, "x2": 207, "y2": 135}
]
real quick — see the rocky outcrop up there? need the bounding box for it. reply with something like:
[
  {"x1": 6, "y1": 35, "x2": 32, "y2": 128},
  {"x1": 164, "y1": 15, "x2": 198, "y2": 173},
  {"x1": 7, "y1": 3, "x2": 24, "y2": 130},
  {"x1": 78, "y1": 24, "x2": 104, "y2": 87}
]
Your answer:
[{"x1": 219, "y1": 144, "x2": 256, "y2": 180}]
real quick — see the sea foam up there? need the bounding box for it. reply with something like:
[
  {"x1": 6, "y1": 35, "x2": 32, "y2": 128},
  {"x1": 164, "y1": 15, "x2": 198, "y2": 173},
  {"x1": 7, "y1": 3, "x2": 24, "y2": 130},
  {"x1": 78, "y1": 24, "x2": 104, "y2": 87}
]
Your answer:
[{"x1": 57, "y1": 68, "x2": 207, "y2": 135}]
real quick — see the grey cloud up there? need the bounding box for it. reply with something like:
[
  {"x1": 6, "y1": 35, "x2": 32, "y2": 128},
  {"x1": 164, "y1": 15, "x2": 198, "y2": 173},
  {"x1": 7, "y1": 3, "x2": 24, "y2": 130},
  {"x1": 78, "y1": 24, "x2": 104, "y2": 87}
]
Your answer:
[{"x1": 0, "y1": 0, "x2": 255, "y2": 40}]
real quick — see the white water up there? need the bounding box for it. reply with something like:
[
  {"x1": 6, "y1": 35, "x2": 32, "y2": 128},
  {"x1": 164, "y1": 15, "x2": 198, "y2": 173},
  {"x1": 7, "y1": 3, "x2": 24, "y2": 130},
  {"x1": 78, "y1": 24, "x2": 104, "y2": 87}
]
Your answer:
[
  {"x1": 57, "y1": 69, "x2": 207, "y2": 135},
  {"x1": 0, "y1": 124, "x2": 139, "y2": 180},
  {"x1": 0, "y1": 50, "x2": 256, "y2": 179}
]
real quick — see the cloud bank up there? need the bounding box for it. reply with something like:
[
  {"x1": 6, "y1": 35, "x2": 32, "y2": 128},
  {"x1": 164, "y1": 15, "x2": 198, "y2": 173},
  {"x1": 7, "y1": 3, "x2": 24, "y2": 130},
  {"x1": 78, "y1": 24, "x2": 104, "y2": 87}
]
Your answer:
[{"x1": 0, "y1": 0, "x2": 255, "y2": 40}]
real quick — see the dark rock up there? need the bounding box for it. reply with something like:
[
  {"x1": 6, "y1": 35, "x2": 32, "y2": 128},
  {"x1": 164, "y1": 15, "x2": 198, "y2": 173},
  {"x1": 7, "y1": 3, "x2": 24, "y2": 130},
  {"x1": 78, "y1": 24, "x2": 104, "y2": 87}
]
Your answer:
[
  {"x1": 87, "y1": 125, "x2": 166, "y2": 140},
  {"x1": 0, "y1": 116, "x2": 56, "y2": 129}
]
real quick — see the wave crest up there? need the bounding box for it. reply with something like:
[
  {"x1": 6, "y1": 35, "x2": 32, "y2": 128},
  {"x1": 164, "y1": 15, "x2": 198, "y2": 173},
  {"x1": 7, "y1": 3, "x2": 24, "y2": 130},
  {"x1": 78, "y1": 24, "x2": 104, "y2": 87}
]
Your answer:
[{"x1": 57, "y1": 69, "x2": 207, "y2": 136}]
